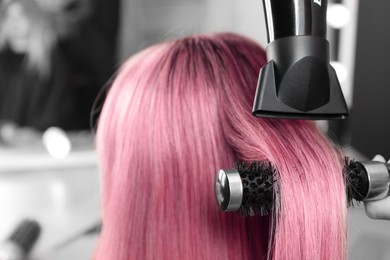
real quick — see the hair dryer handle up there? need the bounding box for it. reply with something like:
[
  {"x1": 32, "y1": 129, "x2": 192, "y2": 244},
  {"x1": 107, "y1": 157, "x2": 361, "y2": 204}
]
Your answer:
[{"x1": 263, "y1": 0, "x2": 328, "y2": 43}]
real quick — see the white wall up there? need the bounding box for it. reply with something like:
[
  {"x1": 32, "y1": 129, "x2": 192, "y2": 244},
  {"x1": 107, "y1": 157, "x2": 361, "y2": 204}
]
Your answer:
[
  {"x1": 337, "y1": 0, "x2": 359, "y2": 107},
  {"x1": 118, "y1": 0, "x2": 268, "y2": 60}
]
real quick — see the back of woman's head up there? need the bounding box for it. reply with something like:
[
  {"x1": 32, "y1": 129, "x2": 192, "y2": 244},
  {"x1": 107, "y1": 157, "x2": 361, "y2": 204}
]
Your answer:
[{"x1": 96, "y1": 33, "x2": 347, "y2": 260}]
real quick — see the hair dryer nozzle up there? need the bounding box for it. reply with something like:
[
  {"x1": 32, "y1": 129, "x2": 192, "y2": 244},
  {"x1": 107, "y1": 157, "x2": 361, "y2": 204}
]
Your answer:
[{"x1": 252, "y1": 36, "x2": 348, "y2": 120}]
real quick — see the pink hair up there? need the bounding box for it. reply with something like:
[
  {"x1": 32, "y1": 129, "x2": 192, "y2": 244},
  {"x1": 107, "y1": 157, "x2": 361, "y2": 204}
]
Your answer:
[{"x1": 95, "y1": 33, "x2": 347, "y2": 260}]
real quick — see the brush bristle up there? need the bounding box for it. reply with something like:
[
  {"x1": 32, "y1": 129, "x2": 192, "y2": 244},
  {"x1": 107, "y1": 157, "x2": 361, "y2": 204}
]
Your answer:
[
  {"x1": 234, "y1": 161, "x2": 277, "y2": 216},
  {"x1": 232, "y1": 158, "x2": 367, "y2": 216},
  {"x1": 344, "y1": 158, "x2": 369, "y2": 204}
]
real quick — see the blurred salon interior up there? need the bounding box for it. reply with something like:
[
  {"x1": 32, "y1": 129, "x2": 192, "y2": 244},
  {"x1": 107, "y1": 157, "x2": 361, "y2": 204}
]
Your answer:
[{"x1": 0, "y1": 0, "x2": 389, "y2": 259}]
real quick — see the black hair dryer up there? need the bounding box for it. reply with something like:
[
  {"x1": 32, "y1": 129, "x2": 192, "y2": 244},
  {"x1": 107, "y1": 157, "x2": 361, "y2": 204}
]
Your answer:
[{"x1": 252, "y1": 0, "x2": 349, "y2": 120}]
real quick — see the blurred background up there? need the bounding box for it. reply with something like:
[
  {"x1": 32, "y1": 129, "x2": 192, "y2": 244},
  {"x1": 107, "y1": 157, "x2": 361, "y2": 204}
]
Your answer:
[{"x1": 0, "y1": 0, "x2": 389, "y2": 259}]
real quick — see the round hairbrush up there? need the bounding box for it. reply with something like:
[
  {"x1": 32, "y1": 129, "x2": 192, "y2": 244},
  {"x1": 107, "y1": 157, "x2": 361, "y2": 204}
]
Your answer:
[
  {"x1": 215, "y1": 158, "x2": 390, "y2": 217},
  {"x1": 215, "y1": 161, "x2": 276, "y2": 216},
  {"x1": 345, "y1": 159, "x2": 390, "y2": 202}
]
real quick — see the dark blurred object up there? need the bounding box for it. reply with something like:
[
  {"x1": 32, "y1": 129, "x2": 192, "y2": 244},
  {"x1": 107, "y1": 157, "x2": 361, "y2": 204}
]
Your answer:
[
  {"x1": 57, "y1": 0, "x2": 120, "y2": 130},
  {"x1": 327, "y1": 117, "x2": 352, "y2": 146},
  {"x1": 350, "y1": 0, "x2": 390, "y2": 159},
  {"x1": 0, "y1": 0, "x2": 119, "y2": 131},
  {"x1": 0, "y1": 0, "x2": 74, "y2": 131},
  {"x1": 34, "y1": 0, "x2": 91, "y2": 37},
  {"x1": 0, "y1": 46, "x2": 79, "y2": 131},
  {"x1": 0, "y1": 219, "x2": 41, "y2": 260}
]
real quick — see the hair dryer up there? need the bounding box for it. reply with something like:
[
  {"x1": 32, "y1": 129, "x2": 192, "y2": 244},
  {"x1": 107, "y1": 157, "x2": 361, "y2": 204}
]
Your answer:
[{"x1": 252, "y1": 0, "x2": 349, "y2": 119}]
